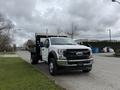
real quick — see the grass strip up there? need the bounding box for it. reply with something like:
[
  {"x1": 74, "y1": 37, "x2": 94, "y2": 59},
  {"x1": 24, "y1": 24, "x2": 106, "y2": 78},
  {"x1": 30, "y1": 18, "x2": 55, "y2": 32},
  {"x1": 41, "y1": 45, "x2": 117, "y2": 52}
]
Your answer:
[{"x1": 0, "y1": 57, "x2": 64, "y2": 90}]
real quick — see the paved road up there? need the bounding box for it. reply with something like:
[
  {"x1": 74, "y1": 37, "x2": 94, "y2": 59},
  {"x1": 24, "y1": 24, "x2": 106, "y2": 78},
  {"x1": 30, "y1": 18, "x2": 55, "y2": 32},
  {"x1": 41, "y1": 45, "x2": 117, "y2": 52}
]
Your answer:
[{"x1": 17, "y1": 51, "x2": 120, "y2": 90}]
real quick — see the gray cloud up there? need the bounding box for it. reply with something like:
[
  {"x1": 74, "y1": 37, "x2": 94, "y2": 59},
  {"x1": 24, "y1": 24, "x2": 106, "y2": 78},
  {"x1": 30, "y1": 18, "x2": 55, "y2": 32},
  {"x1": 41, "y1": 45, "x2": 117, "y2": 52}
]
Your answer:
[{"x1": 0, "y1": 0, "x2": 120, "y2": 46}]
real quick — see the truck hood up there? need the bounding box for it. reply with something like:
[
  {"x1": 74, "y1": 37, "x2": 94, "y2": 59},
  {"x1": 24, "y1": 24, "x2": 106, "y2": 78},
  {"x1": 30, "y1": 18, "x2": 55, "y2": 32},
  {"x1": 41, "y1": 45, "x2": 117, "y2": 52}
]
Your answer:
[{"x1": 51, "y1": 45, "x2": 91, "y2": 50}]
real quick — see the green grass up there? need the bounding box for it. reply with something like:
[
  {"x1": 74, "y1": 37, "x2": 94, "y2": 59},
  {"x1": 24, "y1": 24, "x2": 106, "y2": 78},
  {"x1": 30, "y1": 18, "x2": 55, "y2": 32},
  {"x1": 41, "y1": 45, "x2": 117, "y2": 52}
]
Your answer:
[{"x1": 0, "y1": 57, "x2": 64, "y2": 90}]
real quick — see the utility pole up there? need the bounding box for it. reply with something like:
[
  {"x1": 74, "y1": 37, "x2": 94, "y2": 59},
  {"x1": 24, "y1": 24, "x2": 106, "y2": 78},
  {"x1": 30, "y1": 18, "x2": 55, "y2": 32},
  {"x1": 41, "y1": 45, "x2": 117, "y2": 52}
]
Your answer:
[
  {"x1": 57, "y1": 28, "x2": 61, "y2": 35},
  {"x1": 46, "y1": 29, "x2": 48, "y2": 37},
  {"x1": 71, "y1": 22, "x2": 77, "y2": 39},
  {"x1": 108, "y1": 29, "x2": 112, "y2": 42}
]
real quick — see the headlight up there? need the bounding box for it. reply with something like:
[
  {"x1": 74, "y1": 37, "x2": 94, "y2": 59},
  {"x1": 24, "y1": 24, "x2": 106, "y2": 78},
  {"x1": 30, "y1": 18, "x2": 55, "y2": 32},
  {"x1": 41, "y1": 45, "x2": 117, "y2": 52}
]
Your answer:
[
  {"x1": 58, "y1": 49, "x2": 66, "y2": 60},
  {"x1": 58, "y1": 49, "x2": 65, "y2": 55}
]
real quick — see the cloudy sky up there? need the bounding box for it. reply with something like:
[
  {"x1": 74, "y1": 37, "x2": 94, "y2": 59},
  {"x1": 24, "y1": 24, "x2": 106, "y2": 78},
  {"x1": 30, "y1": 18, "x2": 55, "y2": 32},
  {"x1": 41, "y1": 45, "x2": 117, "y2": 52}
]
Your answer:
[{"x1": 0, "y1": 0, "x2": 120, "y2": 46}]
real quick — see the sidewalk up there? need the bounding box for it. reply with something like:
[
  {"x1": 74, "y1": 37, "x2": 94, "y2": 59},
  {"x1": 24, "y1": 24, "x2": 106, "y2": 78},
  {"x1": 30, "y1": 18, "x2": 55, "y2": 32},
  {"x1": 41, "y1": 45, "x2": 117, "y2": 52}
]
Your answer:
[{"x1": 0, "y1": 54, "x2": 18, "y2": 57}]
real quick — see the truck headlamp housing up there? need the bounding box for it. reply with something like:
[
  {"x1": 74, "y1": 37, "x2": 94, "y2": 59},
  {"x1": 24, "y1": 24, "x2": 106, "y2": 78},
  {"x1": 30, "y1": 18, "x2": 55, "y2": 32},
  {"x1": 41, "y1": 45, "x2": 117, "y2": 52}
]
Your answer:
[
  {"x1": 58, "y1": 49, "x2": 66, "y2": 60},
  {"x1": 58, "y1": 49, "x2": 65, "y2": 55}
]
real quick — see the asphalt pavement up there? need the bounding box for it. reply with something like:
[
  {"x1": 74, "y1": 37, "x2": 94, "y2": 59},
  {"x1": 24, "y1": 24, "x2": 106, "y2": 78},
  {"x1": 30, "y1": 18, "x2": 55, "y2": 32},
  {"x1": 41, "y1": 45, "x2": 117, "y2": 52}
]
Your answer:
[{"x1": 16, "y1": 51, "x2": 120, "y2": 90}]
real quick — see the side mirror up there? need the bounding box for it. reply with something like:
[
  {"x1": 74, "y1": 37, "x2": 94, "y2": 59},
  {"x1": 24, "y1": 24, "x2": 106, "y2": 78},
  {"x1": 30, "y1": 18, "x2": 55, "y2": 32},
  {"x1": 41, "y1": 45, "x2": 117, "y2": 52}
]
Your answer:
[{"x1": 40, "y1": 42, "x2": 44, "y2": 47}]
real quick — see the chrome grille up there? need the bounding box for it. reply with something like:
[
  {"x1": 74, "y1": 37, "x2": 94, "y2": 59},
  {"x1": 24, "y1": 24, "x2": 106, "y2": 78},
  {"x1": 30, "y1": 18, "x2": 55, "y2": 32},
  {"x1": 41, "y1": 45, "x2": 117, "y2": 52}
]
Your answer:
[{"x1": 63, "y1": 49, "x2": 90, "y2": 60}]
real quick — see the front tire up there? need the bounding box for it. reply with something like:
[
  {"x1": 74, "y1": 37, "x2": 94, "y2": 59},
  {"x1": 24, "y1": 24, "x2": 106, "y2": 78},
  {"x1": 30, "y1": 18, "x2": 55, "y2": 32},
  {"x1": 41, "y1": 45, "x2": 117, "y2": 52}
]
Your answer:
[
  {"x1": 83, "y1": 69, "x2": 91, "y2": 73},
  {"x1": 49, "y1": 58, "x2": 58, "y2": 75}
]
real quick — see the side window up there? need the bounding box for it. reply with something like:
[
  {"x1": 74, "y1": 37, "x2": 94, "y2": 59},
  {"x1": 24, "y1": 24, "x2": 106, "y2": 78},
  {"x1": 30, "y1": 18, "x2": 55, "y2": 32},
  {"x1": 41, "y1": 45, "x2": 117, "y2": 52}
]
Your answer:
[{"x1": 44, "y1": 39, "x2": 49, "y2": 48}]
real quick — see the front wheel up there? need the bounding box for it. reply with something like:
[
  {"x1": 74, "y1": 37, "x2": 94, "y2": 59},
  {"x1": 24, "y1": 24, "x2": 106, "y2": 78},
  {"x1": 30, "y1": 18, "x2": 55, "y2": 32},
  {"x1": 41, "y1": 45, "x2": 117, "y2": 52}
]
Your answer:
[
  {"x1": 49, "y1": 58, "x2": 58, "y2": 75},
  {"x1": 83, "y1": 69, "x2": 91, "y2": 73}
]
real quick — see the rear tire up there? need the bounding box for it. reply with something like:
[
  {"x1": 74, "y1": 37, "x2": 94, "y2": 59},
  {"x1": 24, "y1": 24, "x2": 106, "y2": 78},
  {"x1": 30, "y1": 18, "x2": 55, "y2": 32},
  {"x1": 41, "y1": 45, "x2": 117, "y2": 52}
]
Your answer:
[
  {"x1": 30, "y1": 54, "x2": 38, "y2": 64},
  {"x1": 49, "y1": 58, "x2": 58, "y2": 75}
]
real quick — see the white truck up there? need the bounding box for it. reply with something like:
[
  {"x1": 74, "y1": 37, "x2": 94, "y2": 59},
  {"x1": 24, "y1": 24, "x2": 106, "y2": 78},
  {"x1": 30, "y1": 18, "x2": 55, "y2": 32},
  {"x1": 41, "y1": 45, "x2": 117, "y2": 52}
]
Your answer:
[{"x1": 30, "y1": 34, "x2": 94, "y2": 75}]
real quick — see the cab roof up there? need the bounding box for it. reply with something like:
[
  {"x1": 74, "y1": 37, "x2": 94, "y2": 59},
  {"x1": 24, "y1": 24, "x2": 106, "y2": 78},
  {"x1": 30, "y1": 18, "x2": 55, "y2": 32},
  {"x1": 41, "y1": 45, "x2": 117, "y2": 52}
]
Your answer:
[{"x1": 35, "y1": 33, "x2": 67, "y2": 38}]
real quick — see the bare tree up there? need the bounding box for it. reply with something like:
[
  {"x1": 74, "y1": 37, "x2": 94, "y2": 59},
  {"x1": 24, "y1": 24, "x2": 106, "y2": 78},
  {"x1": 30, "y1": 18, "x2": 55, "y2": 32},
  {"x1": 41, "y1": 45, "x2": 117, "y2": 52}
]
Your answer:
[
  {"x1": 0, "y1": 14, "x2": 14, "y2": 33},
  {"x1": 0, "y1": 34, "x2": 12, "y2": 51},
  {"x1": 0, "y1": 13, "x2": 14, "y2": 52}
]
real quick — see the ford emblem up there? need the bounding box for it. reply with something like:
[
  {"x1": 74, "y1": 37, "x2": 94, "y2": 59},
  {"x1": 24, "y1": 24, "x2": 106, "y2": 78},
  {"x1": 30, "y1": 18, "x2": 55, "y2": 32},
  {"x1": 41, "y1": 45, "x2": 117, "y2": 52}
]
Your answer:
[{"x1": 76, "y1": 52, "x2": 83, "y2": 56}]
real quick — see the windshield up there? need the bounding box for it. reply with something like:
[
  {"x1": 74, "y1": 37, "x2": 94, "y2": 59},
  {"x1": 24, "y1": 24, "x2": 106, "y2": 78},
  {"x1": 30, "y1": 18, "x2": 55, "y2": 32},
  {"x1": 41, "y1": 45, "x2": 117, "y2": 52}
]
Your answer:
[{"x1": 50, "y1": 37, "x2": 77, "y2": 45}]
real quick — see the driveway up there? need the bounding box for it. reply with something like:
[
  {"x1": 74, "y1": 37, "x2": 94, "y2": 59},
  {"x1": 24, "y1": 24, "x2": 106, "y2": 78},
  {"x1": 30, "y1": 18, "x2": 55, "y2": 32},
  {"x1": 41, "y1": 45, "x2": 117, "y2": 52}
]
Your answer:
[{"x1": 17, "y1": 51, "x2": 120, "y2": 90}]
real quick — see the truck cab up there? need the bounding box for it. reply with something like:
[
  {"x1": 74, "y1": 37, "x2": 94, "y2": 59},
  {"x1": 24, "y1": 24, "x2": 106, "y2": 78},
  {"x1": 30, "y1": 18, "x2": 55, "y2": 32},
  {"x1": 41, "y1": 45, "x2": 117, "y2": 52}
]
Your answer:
[{"x1": 31, "y1": 33, "x2": 94, "y2": 75}]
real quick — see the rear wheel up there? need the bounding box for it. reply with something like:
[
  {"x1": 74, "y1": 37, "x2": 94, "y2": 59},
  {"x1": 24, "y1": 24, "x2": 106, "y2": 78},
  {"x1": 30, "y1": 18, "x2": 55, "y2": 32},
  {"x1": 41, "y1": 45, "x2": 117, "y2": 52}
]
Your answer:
[
  {"x1": 30, "y1": 54, "x2": 38, "y2": 64},
  {"x1": 49, "y1": 58, "x2": 58, "y2": 75}
]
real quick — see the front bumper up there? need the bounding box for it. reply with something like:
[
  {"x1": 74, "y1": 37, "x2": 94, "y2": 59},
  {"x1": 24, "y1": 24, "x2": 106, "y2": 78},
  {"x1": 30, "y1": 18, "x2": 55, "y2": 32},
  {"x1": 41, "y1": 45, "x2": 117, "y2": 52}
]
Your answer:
[{"x1": 57, "y1": 58, "x2": 94, "y2": 67}]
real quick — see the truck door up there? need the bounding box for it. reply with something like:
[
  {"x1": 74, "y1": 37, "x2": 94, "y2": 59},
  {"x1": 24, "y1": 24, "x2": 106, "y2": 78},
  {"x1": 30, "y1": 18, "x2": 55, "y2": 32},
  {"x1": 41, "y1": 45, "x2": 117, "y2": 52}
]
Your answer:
[{"x1": 41, "y1": 39, "x2": 49, "y2": 62}]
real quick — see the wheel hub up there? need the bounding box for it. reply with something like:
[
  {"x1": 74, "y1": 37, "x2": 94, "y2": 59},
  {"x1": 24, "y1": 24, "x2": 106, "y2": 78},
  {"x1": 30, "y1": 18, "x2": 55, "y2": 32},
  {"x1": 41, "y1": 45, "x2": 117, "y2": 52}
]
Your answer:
[{"x1": 49, "y1": 62, "x2": 54, "y2": 73}]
